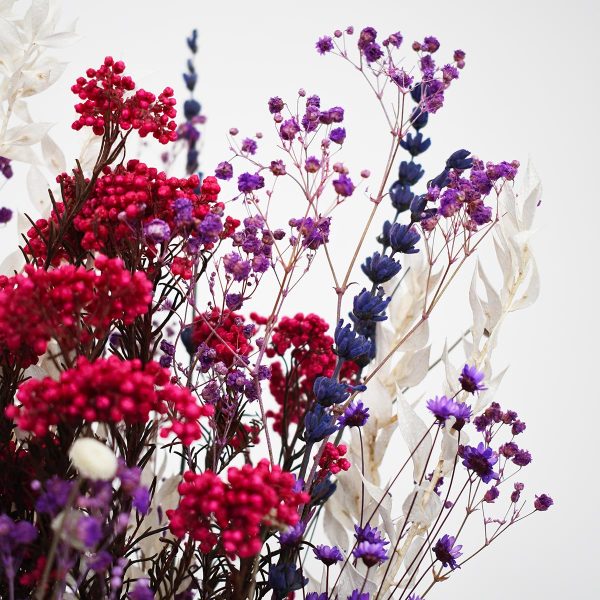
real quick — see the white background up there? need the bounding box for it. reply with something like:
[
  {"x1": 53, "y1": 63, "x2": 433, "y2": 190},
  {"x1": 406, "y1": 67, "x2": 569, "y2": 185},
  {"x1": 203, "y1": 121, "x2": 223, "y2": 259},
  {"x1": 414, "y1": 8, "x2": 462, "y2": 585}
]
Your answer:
[{"x1": 1, "y1": 0, "x2": 598, "y2": 597}]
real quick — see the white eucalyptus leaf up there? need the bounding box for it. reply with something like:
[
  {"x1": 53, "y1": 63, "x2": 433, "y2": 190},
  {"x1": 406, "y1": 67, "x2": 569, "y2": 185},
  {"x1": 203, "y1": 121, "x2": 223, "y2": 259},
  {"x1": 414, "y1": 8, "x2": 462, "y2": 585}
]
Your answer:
[
  {"x1": 0, "y1": 249, "x2": 24, "y2": 275},
  {"x1": 511, "y1": 254, "x2": 540, "y2": 311},
  {"x1": 4, "y1": 122, "x2": 52, "y2": 146},
  {"x1": 36, "y1": 31, "x2": 79, "y2": 47},
  {"x1": 27, "y1": 164, "x2": 50, "y2": 213},
  {"x1": 477, "y1": 261, "x2": 502, "y2": 330},
  {"x1": 397, "y1": 392, "x2": 432, "y2": 481},
  {"x1": 391, "y1": 345, "x2": 431, "y2": 388},
  {"x1": 469, "y1": 270, "x2": 485, "y2": 349},
  {"x1": 41, "y1": 133, "x2": 66, "y2": 173}
]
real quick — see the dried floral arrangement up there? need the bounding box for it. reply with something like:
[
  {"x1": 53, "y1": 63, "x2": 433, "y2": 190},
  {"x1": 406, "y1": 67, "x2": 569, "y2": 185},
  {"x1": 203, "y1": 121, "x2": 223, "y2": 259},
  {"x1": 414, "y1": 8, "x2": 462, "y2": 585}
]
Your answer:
[{"x1": 0, "y1": 2, "x2": 551, "y2": 599}]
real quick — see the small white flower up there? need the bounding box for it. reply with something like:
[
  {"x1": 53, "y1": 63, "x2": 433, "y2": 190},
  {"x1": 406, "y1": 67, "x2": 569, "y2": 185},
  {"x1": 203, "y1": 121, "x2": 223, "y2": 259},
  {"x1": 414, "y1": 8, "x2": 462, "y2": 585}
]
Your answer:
[{"x1": 69, "y1": 438, "x2": 118, "y2": 481}]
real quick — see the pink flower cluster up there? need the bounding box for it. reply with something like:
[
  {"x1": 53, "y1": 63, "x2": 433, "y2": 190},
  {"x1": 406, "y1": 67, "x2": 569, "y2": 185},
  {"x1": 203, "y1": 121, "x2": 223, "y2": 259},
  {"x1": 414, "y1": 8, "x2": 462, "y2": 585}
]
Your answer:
[
  {"x1": 71, "y1": 56, "x2": 177, "y2": 144},
  {"x1": 7, "y1": 356, "x2": 212, "y2": 444},
  {"x1": 167, "y1": 459, "x2": 310, "y2": 558},
  {"x1": 0, "y1": 255, "x2": 151, "y2": 366},
  {"x1": 317, "y1": 442, "x2": 351, "y2": 480}
]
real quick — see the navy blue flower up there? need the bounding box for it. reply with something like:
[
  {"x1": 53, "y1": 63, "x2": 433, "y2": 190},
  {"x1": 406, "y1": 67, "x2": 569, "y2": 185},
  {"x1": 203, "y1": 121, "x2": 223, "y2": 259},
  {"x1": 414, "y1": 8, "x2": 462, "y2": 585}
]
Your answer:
[
  {"x1": 361, "y1": 252, "x2": 401, "y2": 284},
  {"x1": 303, "y1": 404, "x2": 337, "y2": 442},
  {"x1": 389, "y1": 223, "x2": 420, "y2": 255},
  {"x1": 311, "y1": 477, "x2": 337, "y2": 505},
  {"x1": 334, "y1": 321, "x2": 373, "y2": 363},
  {"x1": 445, "y1": 149, "x2": 473, "y2": 170},
  {"x1": 268, "y1": 564, "x2": 307, "y2": 600},
  {"x1": 186, "y1": 30, "x2": 198, "y2": 54},
  {"x1": 313, "y1": 377, "x2": 349, "y2": 407},
  {"x1": 427, "y1": 168, "x2": 450, "y2": 190},
  {"x1": 351, "y1": 287, "x2": 390, "y2": 323},
  {"x1": 397, "y1": 161, "x2": 424, "y2": 186},
  {"x1": 410, "y1": 108, "x2": 429, "y2": 130},
  {"x1": 389, "y1": 182, "x2": 414, "y2": 213},
  {"x1": 184, "y1": 99, "x2": 201, "y2": 120},
  {"x1": 400, "y1": 131, "x2": 431, "y2": 156},
  {"x1": 183, "y1": 72, "x2": 197, "y2": 92}
]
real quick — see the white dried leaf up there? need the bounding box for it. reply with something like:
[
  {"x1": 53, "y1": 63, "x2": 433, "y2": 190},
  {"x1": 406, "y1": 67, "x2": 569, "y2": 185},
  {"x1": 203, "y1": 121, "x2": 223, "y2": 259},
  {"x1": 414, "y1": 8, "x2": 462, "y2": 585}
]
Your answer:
[
  {"x1": 401, "y1": 484, "x2": 442, "y2": 527},
  {"x1": 19, "y1": 61, "x2": 67, "y2": 97},
  {"x1": 391, "y1": 345, "x2": 431, "y2": 388},
  {"x1": 473, "y1": 367, "x2": 509, "y2": 413},
  {"x1": 3, "y1": 122, "x2": 52, "y2": 147},
  {"x1": 27, "y1": 164, "x2": 50, "y2": 213},
  {"x1": 510, "y1": 255, "x2": 540, "y2": 312},
  {"x1": 0, "y1": 249, "x2": 24, "y2": 275},
  {"x1": 477, "y1": 261, "x2": 502, "y2": 331},
  {"x1": 397, "y1": 392, "x2": 432, "y2": 481},
  {"x1": 41, "y1": 133, "x2": 66, "y2": 173},
  {"x1": 36, "y1": 31, "x2": 79, "y2": 47},
  {"x1": 469, "y1": 270, "x2": 485, "y2": 349},
  {"x1": 24, "y1": 0, "x2": 50, "y2": 39}
]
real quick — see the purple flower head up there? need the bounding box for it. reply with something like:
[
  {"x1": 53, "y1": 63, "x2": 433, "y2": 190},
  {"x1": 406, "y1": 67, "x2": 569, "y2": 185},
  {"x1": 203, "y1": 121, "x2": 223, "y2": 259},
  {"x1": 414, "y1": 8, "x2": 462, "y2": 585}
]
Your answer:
[
  {"x1": 270, "y1": 159, "x2": 287, "y2": 176},
  {"x1": 174, "y1": 197, "x2": 193, "y2": 226},
  {"x1": 385, "y1": 31, "x2": 403, "y2": 48},
  {"x1": 36, "y1": 476, "x2": 74, "y2": 516},
  {"x1": 461, "y1": 442, "x2": 499, "y2": 483},
  {"x1": 76, "y1": 515, "x2": 103, "y2": 548},
  {"x1": 279, "y1": 520, "x2": 306, "y2": 546},
  {"x1": 313, "y1": 544, "x2": 343, "y2": 566},
  {"x1": 422, "y1": 36, "x2": 440, "y2": 53},
  {"x1": 226, "y1": 293, "x2": 243, "y2": 311},
  {"x1": 363, "y1": 42, "x2": 384, "y2": 63},
  {"x1": 316, "y1": 36, "x2": 334, "y2": 55},
  {"x1": 354, "y1": 523, "x2": 388, "y2": 546},
  {"x1": 289, "y1": 216, "x2": 331, "y2": 250},
  {"x1": 0, "y1": 207, "x2": 12, "y2": 224},
  {"x1": 513, "y1": 449, "x2": 532, "y2": 467},
  {"x1": 534, "y1": 494, "x2": 553, "y2": 511},
  {"x1": 459, "y1": 364, "x2": 487, "y2": 394},
  {"x1": 329, "y1": 106, "x2": 345, "y2": 122},
  {"x1": 129, "y1": 579, "x2": 154, "y2": 600},
  {"x1": 339, "y1": 400, "x2": 370, "y2": 428},
  {"x1": 333, "y1": 173, "x2": 355, "y2": 197},
  {"x1": 484, "y1": 486, "x2": 500, "y2": 503},
  {"x1": 279, "y1": 118, "x2": 301, "y2": 141},
  {"x1": 358, "y1": 26, "x2": 377, "y2": 50},
  {"x1": 512, "y1": 420, "x2": 527, "y2": 435},
  {"x1": 133, "y1": 487, "x2": 150, "y2": 514},
  {"x1": 268, "y1": 96, "x2": 285, "y2": 114},
  {"x1": 143, "y1": 219, "x2": 171, "y2": 244},
  {"x1": 389, "y1": 223, "x2": 420, "y2": 255},
  {"x1": 305, "y1": 156, "x2": 321, "y2": 173},
  {"x1": 362, "y1": 252, "x2": 401, "y2": 285},
  {"x1": 353, "y1": 540, "x2": 389, "y2": 567},
  {"x1": 469, "y1": 202, "x2": 493, "y2": 226},
  {"x1": 427, "y1": 396, "x2": 471, "y2": 429},
  {"x1": 215, "y1": 161, "x2": 233, "y2": 181},
  {"x1": 433, "y1": 534, "x2": 462, "y2": 569},
  {"x1": 196, "y1": 212, "x2": 224, "y2": 245},
  {"x1": 241, "y1": 137, "x2": 257, "y2": 155},
  {"x1": 223, "y1": 252, "x2": 252, "y2": 282},
  {"x1": 237, "y1": 172, "x2": 264, "y2": 193},
  {"x1": 329, "y1": 127, "x2": 346, "y2": 144},
  {"x1": 0, "y1": 157, "x2": 13, "y2": 179},
  {"x1": 307, "y1": 594, "x2": 328, "y2": 600},
  {"x1": 0, "y1": 514, "x2": 38, "y2": 553},
  {"x1": 347, "y1": 590, "x2": 370, "y2": 600}
]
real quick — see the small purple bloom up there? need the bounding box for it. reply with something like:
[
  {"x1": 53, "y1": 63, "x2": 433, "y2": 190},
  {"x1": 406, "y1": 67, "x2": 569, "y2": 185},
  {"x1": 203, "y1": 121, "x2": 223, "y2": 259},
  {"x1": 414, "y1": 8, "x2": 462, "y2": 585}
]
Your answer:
[
  {"x1": 316, "y1": 36, "x2": 334, "y2": 55},
  {"x1": 512, "y1": 449, "x2": 532, "y2": 467},
  {"x1": 76, "y1": 515, "x2": 103, "y2": 548},
  {"x1": 237, "y1": 172, "x2": 265, "y2": 193},
  {"x1": 279, "y1": 118, "x2": 301, "y2": 141},
  {"x1": 268, "y1": 96, "x2": 284, "y2": 114},
  {"x1": 484, "y1": 486, "x2": 500, "y2": 503},
  {"x1": 305, "y1": 156, "x2": 321, "y2": 173},
  {"x1": 196, "y1": 213, "x2": 224, "y2": 245},
  {"x1": 432, "y1": 534, "x2": 462, "y2": 570},
  {"x1": 215, "y1": 161, "x2": 233, "y2": 180},
  {"x1": 347, "y1": 590, "x2": 370, "y2": 600},
  {"x1": 0, "y1": 157, "x2": 13, "y2": 179},
  {"x1": 333, "y1": 173, "x2": 355, "y2": 197},
  {"x1": 223, "y1": 252, "x2": 252, "y2": 282},
  {"x1": 329, "y1": 127, "x2": 346, "y2": 144},
  {"x1": 459, "y1": 364, "x2": 487, "y2": 394},
  {"x1": 353, "y1": 540, "x2": 389, "y2": 567},
  {"x1": 461, "y1": 442, "x2": 499, "y2": 484},
  {"x1": 358, "y1": 26, "x2": 377, "y2": 50},
  {"x1": 279, "y1": 521, "x2": 306, "y2": 546},
  {"x1": 129, "y1": 579, "x2": 154, "y2": 600},
  {"x1": 313, "y1": 544, "x2": 343, "y2": 566},
  {"x1": 354, "y1": 523, "x2": 387, "y2": 545},
  {"x1": 512, "y1": 420, "x2": 527, "y2": 435},
  {"x1": 363, "y1": 42, "x2": 384, "y2": 63},
  {"x1": 270, "y1": 160, "x2": 287, "y2": 176},
  {"x1": 241, "y1": 137, "x2": 257, "y2": 155},
  {"x1": 306, "y1": 594, "x2": 328, "y2": 600},
  {"x1": 386, "y1": 31, "x2": 403, "y2": 48},
  {"x1": 0, "y1": 207, "x2": 12, "y2": 224},
  {"x1": 143, "y1": 219, "x2": 171, "y2": 244},
  {"x1": 174, "y1": 197, "x2": 193, "y2": 226},
  {"x1": 534, "y1": 494, "x2": 553, "y2": 511},
  {"x1": 339, "y1": 400, "x2": 370, "y2": 428},
  {"x1": 226, "y1": 293, "x2": 243, "y2": 310},
  {"x1": 426, "y1": 396, "x2": 471, "y2": 429}
]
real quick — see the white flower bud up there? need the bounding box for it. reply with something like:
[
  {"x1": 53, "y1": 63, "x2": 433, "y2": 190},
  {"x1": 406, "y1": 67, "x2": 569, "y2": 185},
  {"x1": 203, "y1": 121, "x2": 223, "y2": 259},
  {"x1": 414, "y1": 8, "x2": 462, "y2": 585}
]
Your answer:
[{"x1": 69, "y1": 438, "x2": 118, "y2": 481}]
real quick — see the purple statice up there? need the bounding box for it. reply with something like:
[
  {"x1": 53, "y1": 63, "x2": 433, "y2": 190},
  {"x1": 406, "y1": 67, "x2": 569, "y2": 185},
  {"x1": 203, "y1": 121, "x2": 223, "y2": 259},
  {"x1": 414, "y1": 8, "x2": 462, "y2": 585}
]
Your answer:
[
  {"x1": 279, "y1": 118, "x2": 301, "y2": 141},
  {"x1": 339, "y1": 400, "x2": 369, "y2": 428},
  {"x1": 225, "y1": 293, "x2": 243, "y2": 310},
  {"x1": 313, "y1": 544, "x2": 343, "y2": 566},
  {"x1": 237, "y1": 172, "x2": 265, "y2": 193},
  {"x1": 534, "y1": 494, "x2": 553, "y2": 511},
  {"x1": 129, "y1": 579, "x2": 154, "y2": 600},
  {"x1": 459, "y1": 364, "x2": 487, "y2": 394},
  {"x1": 511, "y1": 482, "x2": 524, "y2": 503},
  {"x1": 469, "y1": 202, "x2": 493, "y2": 226},
  {"x1": 159, "y1": 340, "x2": 175, "y2": 369},
  {"x1": 512, "y1": 449, "x2": 532, "y2": 467},
  {"x1": 332, "y1": 173, "x2": 355, "y2": 197},
  {"x1": 357, "y1": 26, "x2": 377, "y2": 49},
  {"x1": 88, "y1": 550, "x2": 112, "y2": 573},
  {"x1": 483, "y1": 486, "x2": 500, "y2": 503},
  {"x1": 196, "y1": 212, "x2": 223, "y2": 245},
  {"x1": 512, "y1": 420, "x2": 527, "y2": 435},
  {"x1": 499, "y1": 442, "x2": 519, "y2": 458},
  {"x1": 432, "y1": 534, "x2": 462, "y2": 570},
  {"x1": 279, "y1": 521, "x2": 306, "y2": 546},
  {"x1": 389, "y1": 67, "x2": 414, "y2": 89},
  {"x1": 0, "y1": 207, "x2": 12, "y2": 224},
  {"x1": 305, "y1": 156, "x2": 321, "y2": 173},
  {"x1": 241, "y1": 137, "x2": 258, "y2": 155},
  {"x1": 347, "y1": 590, "x2": 370, "y2": 600},
  {"x1": 268, "y1": 96, "x2": 284, "y2": 114},
  {"x1": 363, "y1": 42, "x2": 384, "y2": 63},
  {"x1": 439, "y1": 188, "x2": 460, "y2": 217},
  {"x1": 316, "y1": 36, "x2": 334, "y2": 55},
  {"x1": 329, "y1": 127, "x2": 346, "y2": 144},
  {"x1": 35, "y1": 476, "x2": 74, "y2": 516},
  {"x1": 385, "y1": 31, "x2": 403, "y2": 48},
  {"x1": 270, "y1": 159, "x2": 286, "y2": 176},
  {"x1": 353, "y1": 540, "x2": 389, "y2": 567},
  {"x1": 442, "y1": 64, "x2": 460, "y2": 84},
  {"x1": 461, "y1": 442, "x2": 499, "y2": 483},
  {"x1": 0, "y1": 156, "x2": 13, "y2": 179},
  {"x1": 289, "y1": 216, "x2": 331, "y2": 250},
  {"x1": 75, "y1": 515, "x2": 103, "y2": 548},
  {"x1": 406, "y1": 596, "x2": 422, "y2": 600},
  {"x1": 223, "y1": 252, "x2": 252, "y2": 281},
  {"x1": 215, "y1": 161, "x2": 233, "y2": 180},
  {"x1": 143, "y1": 219, "x2": 171, "y2": 244},
  {"x1": 328, "y1": 106, "x2": 345, "y2": 123},
  {"x1": 174, "y1": 197, "x2": 193, "y2": 226}
]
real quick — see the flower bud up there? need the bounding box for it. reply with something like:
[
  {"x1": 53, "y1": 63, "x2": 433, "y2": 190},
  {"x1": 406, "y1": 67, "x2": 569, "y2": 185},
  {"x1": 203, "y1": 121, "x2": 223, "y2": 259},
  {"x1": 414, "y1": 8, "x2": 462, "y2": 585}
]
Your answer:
[{"x1": 69, "y1": 438, "x2": 118, "y2": 481}]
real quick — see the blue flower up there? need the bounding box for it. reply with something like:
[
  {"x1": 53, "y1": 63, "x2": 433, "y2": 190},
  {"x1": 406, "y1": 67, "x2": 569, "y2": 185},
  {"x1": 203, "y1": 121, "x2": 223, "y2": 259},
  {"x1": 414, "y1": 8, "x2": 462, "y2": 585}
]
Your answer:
[
  {"x1": 445, "y1": 149, "x2": 473, "y2": 170},
  {"x1": 461, "y1": 442, "x2": 499, "y2": 483},
  {"x1": 313, "y1": 377, "x2": 349, "y2": 407},
  {"x1": 400, "y1": 132, "x2": 431, "y2": 157},
  {"x1": 268, "y1": 564, "x2": 308, "y2": 599},
  {"x1": 397, "y1": 161, "x2": 424, "y2": 186},
  {"x1": 388, "y1": 223, "x2": 420, "y2": 255},
  {"x1": 389, "y1": 182, "x2": 414, "y2": 213},
  {"x1": 183, "y1": 99, "x2": 201, "y2": 120},
  {"x1": 303, "y1": 404, "x2": 337, "y2": 442},
  {"x1": 409, "y1": 108, "x2": 429, "y2": 130},
  {"x1": 351, "y1": 287, "x2": 390, "y2": 323},
  {"x1": 334, "y1": 321, "x2": 373, "y2": 363},
  {"x1": 186, "y1": 30, "x2": 198, "y2": 54},
  {"x1": 339, "y1": 401, "x2": 369, "y2": 428},
  {"x1": 361, "y1": 252, "x2": 402, "y2": 284},
  {"x1": 432, "y1": 534, "x2": 462, "y2": 570},
  {"x1": 183, "y1": 72, "x2": 197, "y2": 92}
]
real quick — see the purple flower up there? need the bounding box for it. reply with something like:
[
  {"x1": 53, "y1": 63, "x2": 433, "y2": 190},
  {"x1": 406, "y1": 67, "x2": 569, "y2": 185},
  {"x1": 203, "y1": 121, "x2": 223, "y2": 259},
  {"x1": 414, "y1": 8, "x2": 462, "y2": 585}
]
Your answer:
[
  {"x1": 333, "y1": 173, "x2": 355, "y2": 197},
  {"x1": 534, "y1": 494, "x2": 553, "y2": 511},
  {"x1": 432, "y1": 534, "x2": 462, "y2": 570},
  {"x1": 316, "y1": 36, "x2": 334, "y2": 55},
  {"x1": 339, "y1": 401, "x2": 369, "y2": 428},
  {"x1": 215, "y1": 161, "x2": 233, "y2": 180},
  {"x1": 422, "y1": 36, "x2": 440, "y2": 53},
  {"x1": 268, "y1": 96, "x2": 284, "y2": 114},
  {"x1": 36, "y1": 477, "x2": 74, "y2": 516},
  {"x1": 353, "y1": 540, "x2": 389, "y2": 567},
  {"x1": 0, "y1": 207, "x2": 12, "y2": 224},
  {"x1": 143, "y1": 219, "x2": 171, "y2": 244},
  {"x1": 174, "y1": 197, "x2": 193, "y2": 226},
  {"x1": 237, "y1": 172, "x2": 265, "y2": 193},
  {"x1": 484, "y1": 486, "x2": 500, "y2": 503},
  {"x1": 358, "y1": 26, "x2": 377, "y2": 50},
  {"x1": 512, "y1": 420, "x2": 527, "y2": 435},
  {"x1": 129, "y1": 579, "x2": 154, "y2": 600},
  {"x1": 0, "y1": 514, "x2": 38, "y2": 548},
  {"x1": 241, "y1": 137, "x2": 257, "y2": 155},
  {"x1": 461, "y1": 442, "x2": 499, "y2": 483},
  {"x1": 328, "y1": 106, "x2": 345, "y2": 123},
  {"x1": 280, "y1": 118, "x2": 301, "y2": 141},
  {"x1": 347, "y1": 590, "x2": 370, "y2": 600},
  {"x1": 133, "y1": 487, "x2": 150, "y2": 514},
  {"x1": 385, "y1": 32, "x2": 403, "y2": 48},
  {"x1": 469, "y1": 202, "x2": 493, "y2": 226},
  {"x1": 329, "y1": 127, "x2": 346, "y2": 144},
  {"x1": 223, "y1": 252, "x2": 252, "y2": 281},
  {"x1": 389, "y1": 68, "x2": 413, "y2": 89},
  {"x1": 279, "y1": 521, "x2": 306, "y2": 546},
  {"x1": 512, "y1": 449, "x2": 532, "y2": 467},
  {"x1": 305, "y1": 156, "x2": 321, "y2": 173},
  {"x1": 426, "y1": 396, "x2": 471, "y2": 429},
  {"x1": 290, "y1": 216, "x2": 331, "y2": 250},
  {"x1": 270, "y1": 160, "x2": 287, "y2": 176},
  {"x1": 459, "y1": 364, "x2": 487, "y2": 394},
  {"x1": 354, "y1": 523, "x2": 387, "y2": 545},
  {"x1": 313, "y1": 544, "x2": 343, "y2": 566},
  {"x1": 0, "y1": 156, "x2": 13, "y2": 179},
  {"x1": 306, "y1": 594, "x2": 327, "y2": 600},
  {"x1": 196, "y1": 213, "x2": 224, "y2": 245},
  {"x1": 363, "y1": 42, "x2": 384, "y2": 63},
  {"x1": 226, "y1": 293, "x2": 243, "y2": 310},
  {"x1": 76, "y1": 515, "x2": 103, "y2": 548}
]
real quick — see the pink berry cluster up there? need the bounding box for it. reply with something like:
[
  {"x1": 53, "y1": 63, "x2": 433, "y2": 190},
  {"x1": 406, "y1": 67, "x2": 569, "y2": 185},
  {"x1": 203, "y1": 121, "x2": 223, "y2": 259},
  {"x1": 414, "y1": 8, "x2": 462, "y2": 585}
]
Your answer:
[
  {"x1": 0, "y1": 255, "x2": 151, "y2": 366},
  {"x1": 317, "y1": 442, "x2": 351, "y2": 481},
  {"x1": 71, "y1": 56, "x2": 177, "y2": 144},
  {"x1": 7, "y1": 356, "x2": 213, "y2": 443},
  {"x1": 167, "y1": 459, "x2": 310, "y2": 558}
]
